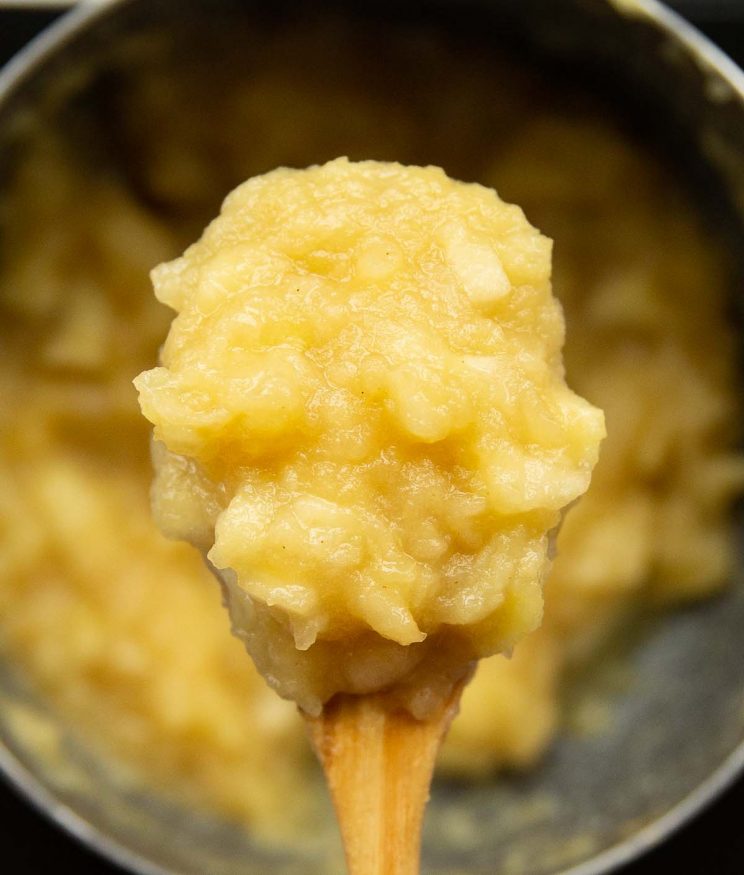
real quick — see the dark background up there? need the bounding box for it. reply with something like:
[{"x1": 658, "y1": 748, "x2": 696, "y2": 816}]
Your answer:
[{"x1": 1, "y1": 3, "x2": 743, "y2": 874}]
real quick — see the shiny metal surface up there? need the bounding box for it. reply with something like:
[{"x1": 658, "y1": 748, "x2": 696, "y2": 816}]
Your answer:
[{"x1": 0, "y1": 2, "x2": 743, "y2": 873}]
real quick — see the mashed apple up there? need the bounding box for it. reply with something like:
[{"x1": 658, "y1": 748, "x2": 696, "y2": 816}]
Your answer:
[
  {"x1": 135, "y1": 159, "x2": 604, "y2": 716},
  {"x1": 0, "y1": 23, "x2": 742, "y2": 842}
]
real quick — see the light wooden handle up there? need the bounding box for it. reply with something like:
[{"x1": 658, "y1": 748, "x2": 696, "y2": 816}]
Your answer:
[{"x1": 305, "y1": 686, "x2": 464, "y2": 875}]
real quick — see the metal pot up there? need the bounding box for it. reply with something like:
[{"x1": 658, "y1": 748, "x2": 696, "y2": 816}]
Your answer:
[{"x1": 0, "y1": 2, "x2": 743, "y2": 874}]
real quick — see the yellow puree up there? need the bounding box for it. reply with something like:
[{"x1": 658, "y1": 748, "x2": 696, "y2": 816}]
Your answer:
[
  {"x1": 135, "y1": 159, "x2": 604, "y2": 716},
  {"x1": 0, "y1": 123, "x2": 742, "y2": 833}
]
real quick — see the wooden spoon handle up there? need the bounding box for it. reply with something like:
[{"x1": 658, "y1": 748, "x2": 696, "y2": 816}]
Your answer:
[{"x1": 305, "y1": 685, "x2": 464, "y2": 875}]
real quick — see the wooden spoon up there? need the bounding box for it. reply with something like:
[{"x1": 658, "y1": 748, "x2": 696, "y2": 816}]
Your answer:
[{"x1": 304, "y1": 679, "x2": 468, "y2": 875}]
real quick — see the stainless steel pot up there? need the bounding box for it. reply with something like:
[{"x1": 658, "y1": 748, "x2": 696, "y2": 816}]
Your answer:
[{"x1": 1, "y1": 2, "x2": 743, "y2": 874}]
